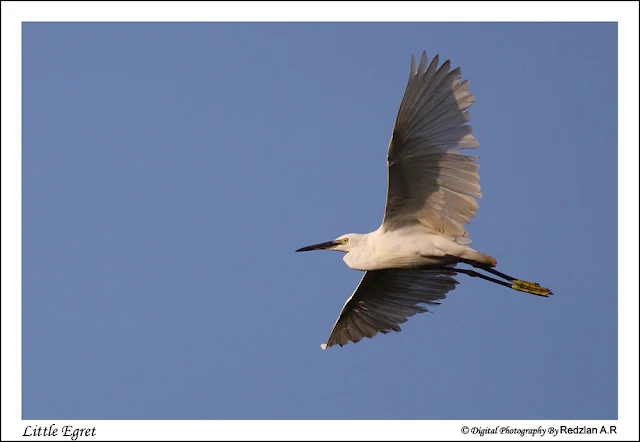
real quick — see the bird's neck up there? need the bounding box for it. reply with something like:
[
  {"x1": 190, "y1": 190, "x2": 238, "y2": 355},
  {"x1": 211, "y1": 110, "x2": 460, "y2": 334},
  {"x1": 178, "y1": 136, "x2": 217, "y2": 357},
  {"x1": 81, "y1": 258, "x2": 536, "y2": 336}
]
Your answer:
[{"x1": 342, "y1": 231, "x2": 378, "y2": 271}]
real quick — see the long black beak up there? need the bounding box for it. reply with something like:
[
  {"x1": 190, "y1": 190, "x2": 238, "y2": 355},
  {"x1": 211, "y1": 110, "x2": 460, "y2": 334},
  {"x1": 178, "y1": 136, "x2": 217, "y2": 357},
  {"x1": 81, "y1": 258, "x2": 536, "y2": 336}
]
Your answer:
[{"x1": 295, "y1": 240, "x2": 339, "y2": 252}]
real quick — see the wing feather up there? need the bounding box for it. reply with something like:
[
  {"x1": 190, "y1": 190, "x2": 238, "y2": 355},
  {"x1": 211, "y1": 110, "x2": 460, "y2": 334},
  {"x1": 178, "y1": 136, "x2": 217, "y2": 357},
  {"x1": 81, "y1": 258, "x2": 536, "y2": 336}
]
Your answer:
[
  {"x1": 322, "y1": 269, "x2": 459, "y2": 349},
  {"x1": 383, "y1": 52, "x2": 481, "y2": 241}
]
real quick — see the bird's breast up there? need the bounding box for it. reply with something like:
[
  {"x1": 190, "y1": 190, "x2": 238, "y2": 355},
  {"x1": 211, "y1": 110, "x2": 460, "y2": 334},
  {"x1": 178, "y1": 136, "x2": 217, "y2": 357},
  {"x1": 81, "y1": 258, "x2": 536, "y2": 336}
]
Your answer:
[{"x1": 343, "y1": 242, "x2": 433, "y2": 271}]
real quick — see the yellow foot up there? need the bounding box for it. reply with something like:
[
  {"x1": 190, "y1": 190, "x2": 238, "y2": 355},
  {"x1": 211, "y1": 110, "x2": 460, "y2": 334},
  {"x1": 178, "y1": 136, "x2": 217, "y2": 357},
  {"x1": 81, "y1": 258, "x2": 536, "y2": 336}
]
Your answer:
[{"x1": 511, "y1": 280, "x2": 553, "y2": 297}]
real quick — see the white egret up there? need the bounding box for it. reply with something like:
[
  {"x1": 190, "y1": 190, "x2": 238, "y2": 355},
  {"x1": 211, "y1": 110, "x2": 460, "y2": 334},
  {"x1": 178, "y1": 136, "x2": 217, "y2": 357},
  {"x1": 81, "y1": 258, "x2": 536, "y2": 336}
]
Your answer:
[{"x1": 297, "y1": 51, "x2": 552, "y2": 350}]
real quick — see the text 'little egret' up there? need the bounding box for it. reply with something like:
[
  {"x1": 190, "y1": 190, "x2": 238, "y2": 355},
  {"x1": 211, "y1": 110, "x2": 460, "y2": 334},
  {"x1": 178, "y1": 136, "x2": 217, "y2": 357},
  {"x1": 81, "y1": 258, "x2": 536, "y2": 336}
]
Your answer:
[{"x1": 297, "y1": 51, "x2": 552, "y2": 350}]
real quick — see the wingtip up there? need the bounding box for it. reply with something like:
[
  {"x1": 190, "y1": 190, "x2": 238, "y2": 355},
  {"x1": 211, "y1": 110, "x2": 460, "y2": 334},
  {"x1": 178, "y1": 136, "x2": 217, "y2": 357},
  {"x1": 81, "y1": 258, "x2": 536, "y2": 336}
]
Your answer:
[
  {"x1": 320, "y1": 343, "x2": 328, "y2": 350},
  {"x1": 419, "y1": 51, "x2": 427, "y2": 72}
]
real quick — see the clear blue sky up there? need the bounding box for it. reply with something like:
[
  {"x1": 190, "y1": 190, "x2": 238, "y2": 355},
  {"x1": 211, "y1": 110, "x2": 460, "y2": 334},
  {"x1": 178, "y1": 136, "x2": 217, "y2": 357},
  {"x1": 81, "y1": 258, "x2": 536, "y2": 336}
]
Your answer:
[{"x1": 22, "y1": 22, "x2": 617, "y2": 420}]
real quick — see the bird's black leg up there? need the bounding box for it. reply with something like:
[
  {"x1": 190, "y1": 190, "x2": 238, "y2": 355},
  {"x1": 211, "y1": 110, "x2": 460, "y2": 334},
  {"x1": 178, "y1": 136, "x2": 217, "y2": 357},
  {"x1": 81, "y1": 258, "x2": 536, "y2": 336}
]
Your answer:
[
  {"x1": 446, "y1": 262, "x2": 553, "y2": 297},
  {"x1": 445, "y1": 267, "x2": 513, "y2": 289},
  {"x1": 476, "y1": 266, "x2": 524, "y2": 283}
]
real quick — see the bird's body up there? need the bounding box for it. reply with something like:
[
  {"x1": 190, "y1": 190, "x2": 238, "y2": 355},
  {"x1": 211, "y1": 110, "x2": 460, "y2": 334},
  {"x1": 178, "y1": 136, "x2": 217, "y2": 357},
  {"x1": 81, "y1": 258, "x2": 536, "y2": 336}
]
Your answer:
[
  {"x1": 297, "y1": 51, "x2": 552, "y2": 349},
  {"x1": 340, "y1": 226, "x2": 495, "y2": 271}
]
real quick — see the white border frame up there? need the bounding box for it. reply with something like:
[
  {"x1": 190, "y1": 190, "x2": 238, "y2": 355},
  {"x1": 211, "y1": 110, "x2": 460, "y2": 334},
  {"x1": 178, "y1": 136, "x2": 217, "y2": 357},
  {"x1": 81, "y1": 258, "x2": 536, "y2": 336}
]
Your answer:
[{"x1": 2, "y1": 2, "x2": 638, "y2": 440}]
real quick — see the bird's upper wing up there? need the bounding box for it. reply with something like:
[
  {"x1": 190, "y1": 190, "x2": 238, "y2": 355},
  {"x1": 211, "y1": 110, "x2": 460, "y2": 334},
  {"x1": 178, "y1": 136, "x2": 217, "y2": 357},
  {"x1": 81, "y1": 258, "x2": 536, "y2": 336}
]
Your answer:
[
  {"x1": 321, "y1": 268, "x2": 459, "y2": 349},
  {"x1": 383, "y1": 52, "x2": 481, "y2": 242}
]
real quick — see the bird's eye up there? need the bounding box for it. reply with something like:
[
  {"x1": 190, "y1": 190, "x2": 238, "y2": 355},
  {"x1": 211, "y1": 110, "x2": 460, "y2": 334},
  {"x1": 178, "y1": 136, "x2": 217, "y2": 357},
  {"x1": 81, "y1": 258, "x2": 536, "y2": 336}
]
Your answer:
[{"x1": 341, "y1": 238, "x2": 349, "y2": 244}]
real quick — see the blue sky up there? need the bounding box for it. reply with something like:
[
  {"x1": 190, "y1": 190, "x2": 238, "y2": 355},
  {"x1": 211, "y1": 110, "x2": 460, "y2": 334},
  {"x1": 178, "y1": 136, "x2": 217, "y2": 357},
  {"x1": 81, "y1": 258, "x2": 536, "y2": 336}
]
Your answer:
[{"x1": 20, "y1": 22, "x2": 620, "y2": 420}]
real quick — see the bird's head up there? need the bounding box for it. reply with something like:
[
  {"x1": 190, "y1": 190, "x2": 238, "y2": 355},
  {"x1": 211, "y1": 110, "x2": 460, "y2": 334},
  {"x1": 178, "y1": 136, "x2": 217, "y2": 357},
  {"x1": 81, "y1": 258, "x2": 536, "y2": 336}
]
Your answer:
[{"x1": 296, "y1": 233, "x2": 361, "y2": 253}]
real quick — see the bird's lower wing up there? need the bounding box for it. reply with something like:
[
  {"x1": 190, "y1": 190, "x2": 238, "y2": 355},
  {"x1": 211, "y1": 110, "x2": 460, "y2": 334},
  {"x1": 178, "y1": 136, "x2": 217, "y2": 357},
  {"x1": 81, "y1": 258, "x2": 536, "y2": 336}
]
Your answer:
[
  {"x1": 322, "y1": 268, "x2": 459, "y2": 349},
  {"x1": 383, "y1": 52, "x2": 480, "y2": 241}
]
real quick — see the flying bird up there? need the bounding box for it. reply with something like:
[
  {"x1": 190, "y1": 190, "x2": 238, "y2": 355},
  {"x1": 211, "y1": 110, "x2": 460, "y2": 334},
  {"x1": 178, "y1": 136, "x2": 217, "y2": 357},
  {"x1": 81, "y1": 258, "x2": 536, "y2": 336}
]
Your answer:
[{"x1": 297, "y1": 51, "x2": 552, "y2": 349}]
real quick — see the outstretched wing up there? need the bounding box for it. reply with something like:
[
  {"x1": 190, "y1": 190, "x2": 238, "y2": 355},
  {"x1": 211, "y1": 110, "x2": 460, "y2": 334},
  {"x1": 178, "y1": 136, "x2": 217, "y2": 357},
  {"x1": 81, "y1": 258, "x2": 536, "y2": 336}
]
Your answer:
[
  {"x1": 321, "y1": 269, "x2": 459, "y2": 349},
  {"x1": 383, "y1": 52, "x2": 481, "y2": 243}
]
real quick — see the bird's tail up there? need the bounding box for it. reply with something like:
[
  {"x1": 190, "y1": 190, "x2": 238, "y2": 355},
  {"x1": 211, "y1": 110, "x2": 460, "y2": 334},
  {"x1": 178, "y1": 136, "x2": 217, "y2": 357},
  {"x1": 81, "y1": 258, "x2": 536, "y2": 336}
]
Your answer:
[{"x1": 459, "y1": 250, "x2": 497, "y2": 267}]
